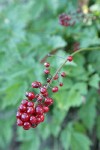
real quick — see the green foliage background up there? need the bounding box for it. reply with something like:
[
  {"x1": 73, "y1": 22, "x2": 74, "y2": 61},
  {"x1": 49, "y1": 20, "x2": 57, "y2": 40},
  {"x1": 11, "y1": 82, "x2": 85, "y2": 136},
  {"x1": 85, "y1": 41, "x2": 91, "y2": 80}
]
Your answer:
[{"x1": 0, "y1": 0, "x2": 100, "y2": 150}]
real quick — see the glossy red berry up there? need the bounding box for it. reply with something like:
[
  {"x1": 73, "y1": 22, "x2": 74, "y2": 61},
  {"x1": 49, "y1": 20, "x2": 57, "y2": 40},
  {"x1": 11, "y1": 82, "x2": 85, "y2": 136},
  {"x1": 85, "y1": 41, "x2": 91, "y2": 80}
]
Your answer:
[
  {"x1": 61, "y1": 72, "x2": 66, "y2": 77},
  {"x1": 27, "y1": 107, "x2": 34, "y2": 114},
  {"x1": 53, "y1": 74, "x2": 59, "y2": 80},
  {"x1": 19, "y1": 104, "x2": 27, "y2": 112},
  {"x1": 52, "y1": 86, "x2": 58, "y2": 93},
  {"x1": 16, "y1": 111, "x2": 22, "y2": 119},
  {"x1": 21, "y1": 113, "x2": 29, "y2": 122},
  {"x1": 40, "y1": 115, "x2": 45, "y2": 122},
  {"x1": 26, "y1": 92, "x2": 35, "y2": 100},
  {"x1": 67, "y1": 56, "x2": 73, "y2": 61},
  {"x1": 37, "y1": 95, "x2": 43, "y2": 101},
  {"x1": 32, "y1": 81, "x2": 40, "y2": 88},
  {"x1": 36, "y1": 115, "x2": 44, "y2": 123},
  {"x1": 30, "y1": 116, "x2": 37, "y2": 124},
  {"x1": 21, "y1": 100, "x2": 28, "y2": 106},
  {"x1": 42, "y1": 92, "x2": 48, "y2": 97},
  {"x1": 43, "y1": 106, "x2": 49, "y2": 113},
  {"x1": 44, "y1": 69, "x2": 50, "y2": 74},
  {"x1": 40, "y1": 87, "x2": 47, "y2": 94},
  {"x1": 27, "y1": 101, "x2": 34, "y2": 107},
  {"x1": 35, "y1": 105, "x2": 43, "y2": 115},
  {"x1": 47, "y1": 78, "x2": 51, "y2": 83},
  {"x1": 44, "y1": 97, "x2": 53, "y2": 106},
  {"x1": 44, "y1": 62, "x2": 50, "y2": 67},
  {"x1": 59, "y1": 82, "x2": 63, "y2": 86},
  {"x1": 23, "y1": 122, "x2": 31, "y2": 130},
  {"x1": 17, "y1": 119, "x2": 23, "y2": 126}
]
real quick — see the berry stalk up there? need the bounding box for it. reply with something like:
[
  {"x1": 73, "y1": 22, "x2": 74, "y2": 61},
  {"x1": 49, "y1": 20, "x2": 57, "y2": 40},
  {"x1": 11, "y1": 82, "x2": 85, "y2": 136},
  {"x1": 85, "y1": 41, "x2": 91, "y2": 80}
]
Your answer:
[{"x1": 46, "y1": 46, "x2": 100, "y2": 88}]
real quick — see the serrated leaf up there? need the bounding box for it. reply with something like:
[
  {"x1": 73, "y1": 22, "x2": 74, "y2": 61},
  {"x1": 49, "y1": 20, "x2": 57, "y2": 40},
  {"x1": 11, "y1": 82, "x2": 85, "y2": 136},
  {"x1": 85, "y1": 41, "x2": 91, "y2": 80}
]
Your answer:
[
  {"x1": 71, "y1": 132, "x2": 91, "y2": 150},
  {"x1": 89, "y1": 74, "x2": 100, "y2": 88},
  {"x1": 78, "y1": 98, "x2": 96, "y2": 130},
  {"x1": 54, "y1": 88, "x2": 83, "y2": 111},
  {"x1": 60, "y1": 123, "x2": 91, "y2": 150}
]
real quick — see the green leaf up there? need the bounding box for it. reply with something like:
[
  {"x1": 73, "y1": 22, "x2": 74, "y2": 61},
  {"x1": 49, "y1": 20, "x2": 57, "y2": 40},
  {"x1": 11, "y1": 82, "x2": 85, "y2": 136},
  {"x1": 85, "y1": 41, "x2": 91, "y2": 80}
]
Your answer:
[
  {"x1": 54, "y1": 88, "x2": 83, "y2": 111},
  {"x1": 96, "y1": 116, "x2": 100, "y2": 140},
  {"x1": 60, "y1": 123, "x2": 91, "y2": 150},
  {"x1": 71, "y1": 132, "x2": 91, "y2": 150},
  {"x1": 89, "y1": 74, "x2": 100, "y2": 88},
  {"x1": 78, "y1": 98, "x2": 96, "y2": 130}
]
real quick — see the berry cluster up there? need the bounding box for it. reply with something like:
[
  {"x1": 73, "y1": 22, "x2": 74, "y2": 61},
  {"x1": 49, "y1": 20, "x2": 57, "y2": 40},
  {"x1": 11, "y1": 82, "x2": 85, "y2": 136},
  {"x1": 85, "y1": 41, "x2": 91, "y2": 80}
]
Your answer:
[
  {"x1": 59, "y1": 13, "x2": 75, "y2": 27},
  {"x1": 59, "y1": 8, "x2": 84, "y2": 27},
  {"x1": 16, "y1": 56, "x2": 73, "y2": 130}
]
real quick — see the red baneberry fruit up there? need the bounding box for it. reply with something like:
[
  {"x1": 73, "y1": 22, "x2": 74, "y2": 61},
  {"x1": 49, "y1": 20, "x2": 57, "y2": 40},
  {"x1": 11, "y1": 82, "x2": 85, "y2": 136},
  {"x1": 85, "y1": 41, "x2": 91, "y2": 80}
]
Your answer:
[
  {"x1": 44, "y1": 69, "x2": 50, "y2": 74},
  {"x1": 40, "y1": 87, "x2": 47, "y2": 94},
  {"x1": 17, "y1": 119, "x2": 23, "y2": 126},
  {"x1": 16, "y1": 111, "x2": 22, "y2": 119},
  {"x1": 21, "y1": 99, "x2": 28, "y2": 106},
  {"x1": 59, "y1": 82, "x2": 63, "y2": 86},
  {"x1": 26, "y1": 92, "x2": 35, "y2": 100},
  {"x1": 27, "y1": 101, "x2": 34, "y2": 107},
  {"x1": 52, "y1": 86, "x2": 58, "y2": 93},
  {"x1": 44, "y1": 97, "x2": 53, "y2": 106},
  {"x1": 19, "y1": 104, "x2": 27, "y2": 112},
  {"x1": 21, "y1": 113, "x2": 30, "y2": 122},
  {"x1": 53, "y1": 74, "x2": 59, "y2": 80},
  {"x1": 43, "y1": 106, "x2": 49, "y2": 113},
  {"x1": 67, "y1": 56, "x2": 73, "y2": 61},
  {"x1": 27, "y1": 107, "x2": 35, "y2": 114},
  {"x1": 35, "y1": 105, "x2": 43, "y2": 115},
  {"x1": 44, "y1": 62, "x2": 50, "y2": 67},
  {"x1": 23, "y1": 122, "x2": 31, "y2": 130},
  {"x1": 30, "y1": 116, "x2": 37, "y2": 124},
  {"x1": 61, "y1": 72, "x2": 66, "y2": 77}
]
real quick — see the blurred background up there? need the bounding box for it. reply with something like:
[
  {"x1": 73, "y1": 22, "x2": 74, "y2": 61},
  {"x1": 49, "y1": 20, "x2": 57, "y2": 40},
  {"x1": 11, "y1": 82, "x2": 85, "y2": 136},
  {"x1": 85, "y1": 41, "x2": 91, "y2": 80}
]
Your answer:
[{"x1": 0, "y1": 0, "x2": 100, "y2": 150}]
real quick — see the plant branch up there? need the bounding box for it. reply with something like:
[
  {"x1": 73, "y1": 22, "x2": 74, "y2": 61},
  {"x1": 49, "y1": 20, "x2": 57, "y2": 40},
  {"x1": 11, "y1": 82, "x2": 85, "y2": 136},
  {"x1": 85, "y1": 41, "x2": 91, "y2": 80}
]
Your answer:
[{"x1": 46, "y1": 46, "x2": 100, "y2": 88}]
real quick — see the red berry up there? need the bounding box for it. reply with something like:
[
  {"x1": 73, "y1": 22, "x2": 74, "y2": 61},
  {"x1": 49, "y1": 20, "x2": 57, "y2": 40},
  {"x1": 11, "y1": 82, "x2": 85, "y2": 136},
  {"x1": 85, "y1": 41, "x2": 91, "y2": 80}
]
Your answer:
[
  {"x1": 44, "y1": 97, "x2": 53, "y2": 106},
  {"x1": 61, "y1": 72, "x2": 66, "y2": 77},
  {"x1": 30, "y1": 116, "x2": 37, "y2": 124},
  {"x1": 38, "y1": 115, "x2": 45, "y2": 122},
  {"x1": 32, "y1": 81, "x2": 40, "y2": 88},
  {"x1": 37, "y1": 95, "x2": 43, "y2": 102},
  {"x1": 43, "y1": 106, "x2": 49, "y2": 113},
  {"x1": 52, "y1": 86, "x2": 58, "y2": 93},
  {"x1": 27, "y1": 107, "x2": 35, "y2": 114},
  {"x1": 47, "y1": 78, "x2": 51, "y2": 83},
  {"x1": 40, "y1": 87, "x2": 47, "y2": 94},
  {"x1": 53, "y1": 74, "x2": 59, "y2": 80},
  {"x1": 67, "y1": 56, "x2": 73, "y2": 61},
  {"x1": 19, "y1": 104, "x2": 27, "y2": 112},
  {"x1": 59, "y1": 82, "x2": 63, "y2": 86},
  {"x1": 42, "y1": 92, "x2": 48, "y2": 97},
  {"x1": 21, "y1": 113, "x2": 29, "y2": 122},
  {"x1": 16, "y1": 111, "x2": 22, "y2": 119},
  {"x1": 26, "y1": 92, "x2": 35, "y2": 101},
  {"x1": 17, "y1": 119, "x2": 23, "y2": 126},
  {"x1": 44, "y1": 69, "x2": 50, "y2": 74},
  {"x1": 44, "y1": 62, "x2": 50, "y2": 67},
  {"x1": 27, "y1": 101, "x2": 34, "y2": 107},
  {"x1": 35, "y1": 105, "x2": 43, "y2": 115},
  {"x1": 23, "y1": 122, "x2": 31, "y2": 130},
  {"x1": 21, "y1": 100, "x2": 28, "y2": 106},
  {"x1": 36, "y1": 115, "x2": 44, "y2": 123}
]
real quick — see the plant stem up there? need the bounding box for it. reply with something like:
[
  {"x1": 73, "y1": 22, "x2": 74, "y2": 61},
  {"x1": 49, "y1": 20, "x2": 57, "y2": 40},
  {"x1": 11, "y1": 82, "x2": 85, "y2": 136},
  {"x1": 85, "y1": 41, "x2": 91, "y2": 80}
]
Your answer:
[{"x1": 46, "y1": 46, "x2": 100, "y2": 88}]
